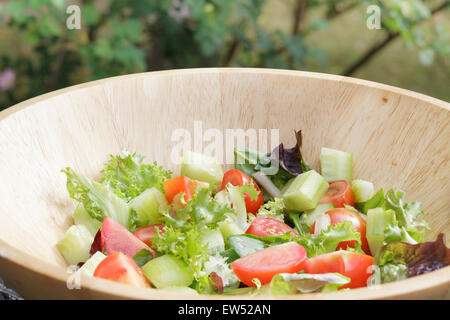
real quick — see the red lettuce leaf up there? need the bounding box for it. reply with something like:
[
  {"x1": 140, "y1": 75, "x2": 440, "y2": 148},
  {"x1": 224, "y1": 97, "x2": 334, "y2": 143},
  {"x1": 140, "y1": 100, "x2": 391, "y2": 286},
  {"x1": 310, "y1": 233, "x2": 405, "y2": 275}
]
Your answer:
[
  {"x1": 90, "y1": 229, "x2": 103, "y2": 256},
  {"x1": 376, "y1": 233, "x2": 450, "y2": 277},
  {"x1": 271, "y1": 130, "x2": 309, "y2": 176}
]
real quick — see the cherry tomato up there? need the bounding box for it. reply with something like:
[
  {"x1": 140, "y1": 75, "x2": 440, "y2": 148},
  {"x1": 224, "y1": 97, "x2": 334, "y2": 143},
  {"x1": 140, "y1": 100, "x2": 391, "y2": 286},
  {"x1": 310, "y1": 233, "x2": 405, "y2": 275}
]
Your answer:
[
  {"x1": 311, "y1": 208, "x2": 370, "y2": 255},
  {"x1": 305, "y1": 251, "x2": 374, "y2": 289},
  {"x1": 134, "y1": 224, "x2": 164, "y2": 248},
  {"x1": 230, "y1": 242, "x2": 307, "y2": 286},
  {"x1": 94, "y1": 252, "x2": 151, "y2": 288},
  {"x1": 246, "y1": 216, "x2": 299, "y2": 238},
  {"x1": 163, "y1": 176, "x2": 209, "y2": 203},
  {"x1": 319, "y1": 180, "x2": 355, "y2": 208},
  {"x1": 220, "y1": 169, "x2": 264, "y2": 214}
]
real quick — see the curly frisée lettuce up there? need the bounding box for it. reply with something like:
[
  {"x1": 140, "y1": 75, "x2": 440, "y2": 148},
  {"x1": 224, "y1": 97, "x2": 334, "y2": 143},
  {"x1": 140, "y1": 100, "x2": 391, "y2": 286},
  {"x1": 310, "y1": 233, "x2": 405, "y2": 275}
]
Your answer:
[
  {"x1": 62, "y1": 167, "x2": 133, "y2": 229},
  {"x1": 100, "y1": 150, "x2": 172, "y2": 201},
  {"x1": 152, "y1": 186, "x2": 234, "y2": 293}
]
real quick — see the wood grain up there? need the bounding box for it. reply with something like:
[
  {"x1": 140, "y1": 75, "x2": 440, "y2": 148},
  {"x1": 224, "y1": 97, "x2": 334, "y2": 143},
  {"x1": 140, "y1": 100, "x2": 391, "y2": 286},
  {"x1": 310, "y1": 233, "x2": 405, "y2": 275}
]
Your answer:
[{"x1": 0, "y1": 68, "x2": 448, "y2": 299}]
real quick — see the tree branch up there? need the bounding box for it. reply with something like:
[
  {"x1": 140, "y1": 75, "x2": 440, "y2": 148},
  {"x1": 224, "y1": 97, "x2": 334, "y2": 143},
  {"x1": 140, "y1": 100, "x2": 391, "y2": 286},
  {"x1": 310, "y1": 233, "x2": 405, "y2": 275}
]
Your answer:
[
  {"x1": 292, "y1": 0, "x2": 308, "y2": 35},
  {"x1": 342, "y1": 1, "x2": 449, "y2": 76},
  {"x1": 222, "y1": 37, "x2": 240, "y2": 67}
]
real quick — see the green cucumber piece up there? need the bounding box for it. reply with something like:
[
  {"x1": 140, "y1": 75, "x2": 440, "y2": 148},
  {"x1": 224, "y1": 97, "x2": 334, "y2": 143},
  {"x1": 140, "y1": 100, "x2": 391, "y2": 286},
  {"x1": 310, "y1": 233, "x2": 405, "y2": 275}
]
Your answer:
[
  {"x1": 352, "y1": 179, "x2": 375, "y2": 203},
  {"x1": 300, "y1": 203, "x2": 335, "y2": 229},
  {"x1": 281, "y1": 170, "x2": 329, "y2": 211},
  {"x1": 320, "y1": 147, "x2": 353, "y2": 182},
  {"x1": 228, "y1": 235, "x2": 265, "y2": 257},
  {"x1": 366, "y1": 208, "x2": 396, "y2": 256},
  {"x1": 73, "y1": 205, "x2": 102, "y2": 236},
  {"x1": 129, "y1": 188, "x2": 168, "y2": 226},
  {"x1": 180, "y1": 151, "x2": 223, "y2": 186},
  {"x1": 202, "y1": 228, "x2": 225, "y2": 255},
  {"x1": 78, "y1": 251, "x2": 106, "y2": 276},
  {"x1": 218, "y1": 217, "x2": 243, "y2": 246},
  {"x1": 142, "y1": 254, "x2": 194, "y2": 288},
  {"x1": 57, "y1": 225, "x2": 94, "y2": 265}
]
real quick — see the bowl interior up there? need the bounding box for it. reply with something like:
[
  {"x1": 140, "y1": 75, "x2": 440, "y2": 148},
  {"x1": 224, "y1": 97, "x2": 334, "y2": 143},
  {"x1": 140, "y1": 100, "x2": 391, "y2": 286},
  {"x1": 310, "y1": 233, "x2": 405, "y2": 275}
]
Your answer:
[{"x1": 0, "y1": 68, "x2": 448, "y2": 298}]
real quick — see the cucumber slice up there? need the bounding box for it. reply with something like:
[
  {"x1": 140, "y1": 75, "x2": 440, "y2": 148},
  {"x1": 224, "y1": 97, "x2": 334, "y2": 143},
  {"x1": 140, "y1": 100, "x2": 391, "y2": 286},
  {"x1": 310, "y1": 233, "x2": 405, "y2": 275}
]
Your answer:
[
  {"x1": 57, "y1": 225, "x2": 94, "y2": 266},
  {"x1": 161, "y1": 286, "x2": 199, "y2": 294},
  {"x1": 228, "y1": 235, "x2": 265, "y2": 257},
  {"x1": 366, "y1": 208, "x2": 396, "y2": 256},
  {"x1": 218, "y1": 217, "x2": 243, "y2": 246},
  {"x1": 180, "y1": 151, "x2": 223, "y2": 186},
  {"x1": 129, "y1": 188, "x2": 168, "y2": 226},
  {"x1": 300, "y1": 203, "x2": 335, "y2": 229},
  {"x1": 78, "y1": 251, "x2": 106, "y2": 276},
  {"x1": 73, "y1": 205, "x2": 102, "y2": 236},
  {"x1": 352, "y1": 179, "x2": 375, "y2": 203},
  {"x1": 320, "y1": 147, "x2": 353, "y2": 182},
  {"x1": 142, "y1": 254, "x2": 194, "y2": 288},
  {"x1": 202, "y1": 228, "x2": 225, "y2": 255},
  {"x1": 281, "y1": 170, "x2": 329, "y2": 212}
]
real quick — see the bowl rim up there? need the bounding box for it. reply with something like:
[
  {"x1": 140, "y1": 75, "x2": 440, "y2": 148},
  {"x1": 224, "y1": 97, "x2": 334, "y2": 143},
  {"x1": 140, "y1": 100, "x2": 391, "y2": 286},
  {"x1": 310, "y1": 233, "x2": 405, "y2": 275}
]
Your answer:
[{"x1": 0, "y1": 68, "x2": 449, "y2": 300}]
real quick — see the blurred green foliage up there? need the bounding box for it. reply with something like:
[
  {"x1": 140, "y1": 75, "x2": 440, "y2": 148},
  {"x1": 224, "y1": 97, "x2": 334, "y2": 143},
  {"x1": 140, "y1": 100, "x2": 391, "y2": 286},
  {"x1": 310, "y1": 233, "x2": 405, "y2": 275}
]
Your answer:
[{"x1": 0, "y1": 0, "x2": 448, "y2": 109}]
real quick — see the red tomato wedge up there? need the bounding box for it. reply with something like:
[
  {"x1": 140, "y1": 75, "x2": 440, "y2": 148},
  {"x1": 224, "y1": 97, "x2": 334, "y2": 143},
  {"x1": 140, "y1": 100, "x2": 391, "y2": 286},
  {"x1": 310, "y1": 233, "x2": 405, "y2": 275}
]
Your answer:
[
  {"x1": 94, "y1": 252, "x2": 151, "y2": 288},
  {"x1": 319, "y1": 180, "x2": 355, "y2": 208},
  {"x1": 101, "y1": 217, "x2": 155, "y2": 258},
  {"x1": 246, "y1": 216, "x2": 299, "y2": 238},
  {"x1": 163, "y1": 176, "x2": 209, "y2": 203},
  {"x1": 134, "y1": 224, "x2": 164, "y2": 248},
  {"x1": 230, "y1": 242, "x2": 307, "y2": 286},
  {"x1": 305, "y1": 251, "x2": 373, "y2": 289},
  {"x1": 220, "y1": 169, "x2": 264, "y2": 214},
  {"x1": 311, "y1": 208, "x2": 370, "y2": 255}
]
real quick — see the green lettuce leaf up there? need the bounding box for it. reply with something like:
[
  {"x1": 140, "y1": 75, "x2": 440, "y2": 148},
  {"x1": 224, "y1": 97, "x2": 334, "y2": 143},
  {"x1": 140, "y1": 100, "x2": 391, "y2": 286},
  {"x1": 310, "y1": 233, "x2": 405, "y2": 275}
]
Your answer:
[
  {"x1": 62, "y1": 167, "x2": 132, "y2": 228},
  {"x1": 270, "y1": 273, "x2": 350, "y2": 295},
  {"x1": 250, "y1": 197, "x2": 286, "y2": 223},
  {"x1": 100, "y1": 150, "x2": 172, "y2": 201},
  {"x1": 297, "y1": 221, "x2": 363, "y2": 257},
  {"x1": 383, "y1": 189, "x2": 429, "y2": 242}
]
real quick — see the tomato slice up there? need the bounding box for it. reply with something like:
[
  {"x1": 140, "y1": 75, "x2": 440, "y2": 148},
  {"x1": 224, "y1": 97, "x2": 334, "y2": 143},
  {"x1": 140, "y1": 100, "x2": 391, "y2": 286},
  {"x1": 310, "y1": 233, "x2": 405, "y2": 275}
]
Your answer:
[
  {"x1": 246, "y1": 216, "x2": 299, "y2": 238},
  {"x1": 305, "y1": 251, "x2": 374, "y2": 289},
  {"x1": 230, "y1": 242, "x2": 307, "y2": 286},
  {"x1": 311, "y1": 208, "x2": 370, "y2": 255},
  {"x1": 94, "y1": 252, "x2": 151, "y2": 288},
  {"x1": 163, "y1": 176, "x2": 209, "y2": 203},
  {"x1": 220, "y1": 169, "x2": 264, "y2": 214},
  {"x1": 134, "y1": 224, "x2": 164, "y2": 248},
  {"x1": 319, "y1": 180, "x2": 355, "y2": 208}
]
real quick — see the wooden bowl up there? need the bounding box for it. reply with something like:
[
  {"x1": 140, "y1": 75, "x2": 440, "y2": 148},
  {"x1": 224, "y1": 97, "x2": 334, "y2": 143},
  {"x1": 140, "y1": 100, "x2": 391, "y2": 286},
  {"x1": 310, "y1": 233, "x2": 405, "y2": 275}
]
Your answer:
[{"x1": 0, "y1": 68, "x2": 448, "y2": 300}]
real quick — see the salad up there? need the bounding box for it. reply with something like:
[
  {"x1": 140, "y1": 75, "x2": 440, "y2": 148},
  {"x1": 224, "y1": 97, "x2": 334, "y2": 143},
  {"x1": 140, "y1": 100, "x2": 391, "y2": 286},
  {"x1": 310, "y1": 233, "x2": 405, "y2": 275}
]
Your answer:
[{"x1": 57, "y1": 130, "x2": 449, "y2": 295}]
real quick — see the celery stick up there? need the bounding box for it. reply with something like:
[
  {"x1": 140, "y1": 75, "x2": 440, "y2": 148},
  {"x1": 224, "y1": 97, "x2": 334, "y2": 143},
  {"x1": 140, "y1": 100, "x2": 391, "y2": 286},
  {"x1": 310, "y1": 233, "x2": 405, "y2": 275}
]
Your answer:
[
  {"x1": 78, "y1": 251, "x2": 106, "y2": 276},
  {"x1": 73, "y1": 205, "x2": 102, "y2": 236},
  {"x1": 281, "y1": 170, "x2": 329, "y2": 211},
  {"x1": 366, "y1": 208, "x2": 395, "y2": 256},
  {"x1": 129, "y1": 188, "x2": 168, "y2": 226},
  {"x1": 320, "y1": 147, "x2": 353, "y2": 182},
  {"x1": 142, "y1": 255, "x2": 194, "y2": 288},
  {"x1": 352, "y1": 179, "x2": 375, "y2": 203},
  {"x1": 57, "y1": 225, "x2": 94, "y2": 265},
  {"x1": 181, "y1": 151, "x2": 224, "y2": 186}
]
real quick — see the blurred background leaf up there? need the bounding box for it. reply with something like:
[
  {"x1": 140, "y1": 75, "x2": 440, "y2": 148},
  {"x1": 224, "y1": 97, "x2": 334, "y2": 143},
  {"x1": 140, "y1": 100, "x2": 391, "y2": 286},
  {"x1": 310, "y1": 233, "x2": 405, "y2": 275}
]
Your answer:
[{"x1": 0, "y1": 0, "x2": 448, "y2": 109}]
